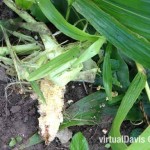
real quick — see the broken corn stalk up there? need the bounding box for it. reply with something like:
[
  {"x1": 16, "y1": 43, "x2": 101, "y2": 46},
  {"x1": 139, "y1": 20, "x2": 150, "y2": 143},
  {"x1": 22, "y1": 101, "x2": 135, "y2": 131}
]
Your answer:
[
  {"x1": 3, "y1": 0, "x2": 106, "y2": 145},
  {"x1": 39, "y1": 79, "x2": 65, "y2": 144}
]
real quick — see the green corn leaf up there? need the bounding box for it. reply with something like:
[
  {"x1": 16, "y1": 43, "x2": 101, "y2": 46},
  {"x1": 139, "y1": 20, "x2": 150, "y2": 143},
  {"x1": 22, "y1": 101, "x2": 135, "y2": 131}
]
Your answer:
[
  {"x1": 112, "y1": 49, "x2": 130, "y2": 91},
  {"x1": 36, "y1": 0, "x2": 98, "y2": 41},
  {"x1": 103, "y1": 44, "x2": 112, "y2": 101},
  {"x1": 61, "y1": 91, "x2": 106, "y2": 129},
  {"x1": 49, "y1": 64, "x2": 83, "y2": 86},
  {"x1": 73, "y1": 37, "x2": 106, "y2": 67},
  {"x1": 61, "y1": 91, "x2": 118, "y2": 129},
  {"x1": 28, "y1": 38, "x2": 105, "y2": 82},
  {"x1": 70, "y1": 132, "x2": 89, "y2": 150},
  {"x1": 92, "y1": 0, "x2": 150, "y2": 40},
  {"x1": 28, "y1": 46, "x2": 80, "y2": 81},
  {"x1": 108, "y1": 95, "x2": 143, "y2": 121},
  {"x1": 109, "y1": 72, "x2": 146, "y2": 150},
  {"x1": 73, "y1": 0, "x2": 150, "y2": 68},
  {"x1": 127, "y1": 126, "x2": 150, "y2": 150}
]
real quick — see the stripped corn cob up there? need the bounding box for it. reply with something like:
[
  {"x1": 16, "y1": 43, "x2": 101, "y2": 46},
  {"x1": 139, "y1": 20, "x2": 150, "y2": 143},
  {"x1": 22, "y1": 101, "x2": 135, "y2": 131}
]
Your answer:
[{"x1": 38, "y1": 79, "x2": 65, "y2": 144}]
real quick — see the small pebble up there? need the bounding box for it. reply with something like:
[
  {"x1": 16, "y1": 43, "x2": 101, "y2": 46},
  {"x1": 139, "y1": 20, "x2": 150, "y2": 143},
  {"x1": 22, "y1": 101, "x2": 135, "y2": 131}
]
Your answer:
[
  {"x1": 24, "y1": 116, "x2": 28, "y2": 123},
  {"x1": 10, "y1": 106, "x2": 21, "y2": 113},
  {"x1": 6, "y1": 109, "x2": 10, "y2": 116},
  {"x1": 30, "y1": 93, "x2": 38, "y2": 100},
  {"x1": 67, "y1": 100, "x2": 73, "y2": 105},
  {"x1": 71, "y1": 85, "x2": 75, "y2": 89},
  {"x1": 96, "y1": 86, "x2": 101, "y2": 91},
  {"x1": 102, "y1": 129, "x2": 108, "y2": 134}
]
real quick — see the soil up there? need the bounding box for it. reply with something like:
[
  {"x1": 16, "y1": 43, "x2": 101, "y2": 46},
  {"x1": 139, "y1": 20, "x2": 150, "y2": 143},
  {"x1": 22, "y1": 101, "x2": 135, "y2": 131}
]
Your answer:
[
  {"x1": 0, "y1": 2, "x2": 136, "y2": 150},
  {"x1": 0, "y1": 1, "x2": 15, "y2": 20}
]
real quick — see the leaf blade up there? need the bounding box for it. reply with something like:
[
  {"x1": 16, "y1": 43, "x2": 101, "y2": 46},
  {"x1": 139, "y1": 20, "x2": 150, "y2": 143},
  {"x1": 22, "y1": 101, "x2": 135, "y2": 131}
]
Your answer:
[
  {"x1": 103, "y1": 44, "x2": 112, "y2": 100},
  {"x1": 93, "y1": 0, "x2": 150, "y2": 40},
  {"x1": 28, "y1": 46, "x2": 80, "y2": 81},
  {"x1": 70, "y1": 132, "x2": 89, "y2": 150},
  {"x1": 36, "y1": 0, "x2": 98, "y2": 41},
  {"x1": 110, "y1": 72, "x2": 146, "y2": 150},
  {"x1": 73, "y1": 0, "x2": 150, "y2": 68}
]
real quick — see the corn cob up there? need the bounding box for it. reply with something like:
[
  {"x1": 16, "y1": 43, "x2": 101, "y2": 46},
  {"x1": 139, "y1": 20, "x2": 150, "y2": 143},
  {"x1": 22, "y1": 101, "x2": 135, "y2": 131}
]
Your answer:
[{"x1": 38, "y1": 79, "x2": 65, "y2": 144}]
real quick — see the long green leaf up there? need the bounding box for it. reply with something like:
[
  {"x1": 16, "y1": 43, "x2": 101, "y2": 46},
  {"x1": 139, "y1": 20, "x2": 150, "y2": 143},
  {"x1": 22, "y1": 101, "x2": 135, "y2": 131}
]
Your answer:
[
  {"x1": 36, "y1": 0, "x2": 98, "y2": 41},
  {"x1": 61, "y1": 91, "x2": 118, "y2": 129},
  {"x1": 73, "y1": 37, "x2": 106, "y2": 67},
  {"x1": 93, "y1": 0, "x2": 150, "y2": 40},
  {"x1": 28, "y1": 38, "x2": 106, "y2": 82},
  {"x1": 109, "y1": 72, "x2": 146, "y2": 150},
  {"x1": 28, "y1": 46, "x2": 80, "y2": 81},
  {"x1": 112, "y1": 49, "x2": 130, "y2": 90},
  {"x1": 73, "y1": 0, "x2": 150, "y2": 68},
  {"x1": 103, "y1": 44, "x2": 112, "y2": 100}
]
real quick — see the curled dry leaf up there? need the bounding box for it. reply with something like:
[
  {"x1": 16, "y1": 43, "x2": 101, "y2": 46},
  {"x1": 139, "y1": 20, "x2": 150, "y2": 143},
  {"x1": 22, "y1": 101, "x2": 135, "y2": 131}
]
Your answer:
[
  {"x1": 56, "y1": 128, "x2": 72, "y2": 144},
  {"x1": 38, "y1": 79, "x2": 65, "y2": 145}
]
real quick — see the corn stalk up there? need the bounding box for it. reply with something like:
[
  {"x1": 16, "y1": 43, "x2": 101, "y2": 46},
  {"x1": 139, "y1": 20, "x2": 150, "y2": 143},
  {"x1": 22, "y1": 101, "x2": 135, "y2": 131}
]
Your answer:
[{"x1": 2, "y1": 0, "x2": 106, "y2": 144}]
